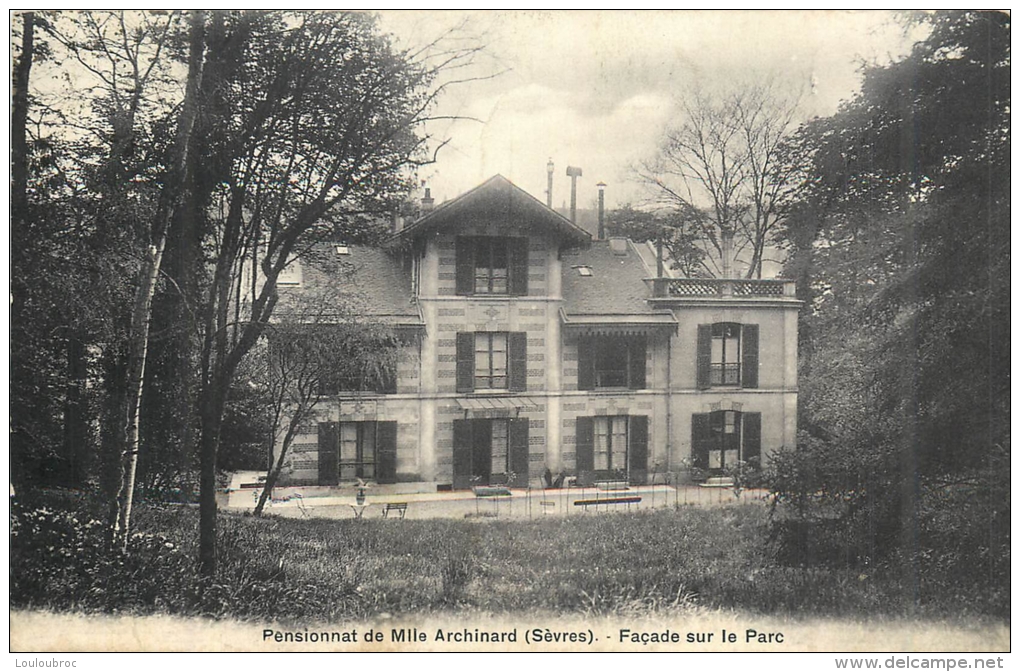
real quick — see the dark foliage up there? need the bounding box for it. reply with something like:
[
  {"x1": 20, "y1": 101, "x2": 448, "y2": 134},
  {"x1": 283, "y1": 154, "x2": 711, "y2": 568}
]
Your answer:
[{"x1": 774, "y1": 11, "x2": 1010, "y2": 607}]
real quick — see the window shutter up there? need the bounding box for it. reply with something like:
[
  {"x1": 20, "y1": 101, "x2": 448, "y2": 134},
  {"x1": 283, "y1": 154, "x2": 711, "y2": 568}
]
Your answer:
[
  {"x1": 456, "y1": 332, "x2": 475, "y2": 393},
  {"x1": 628, "y1": 336, "x2": 647, "y2": 389},
  {"x1": 577, "y1": 336, "x2": 594, "y2": 391},
  {"x1": 742, "y1": 412, "x2": 761, "y2": 466},
  {"x1": 723, "y1": 412, "x2": 741, "y2": 454},
  {"x1": 452, "y1": 419, "x2": 473, "y2": 489},
  {"x1": 509, "y1": 237, "x2": 529, "y2": 296},
  {"x1": 628, "y1": 415, "x2": 649, "y2": 483},
  {"x1": 742, "y1": 324, "x2": 759, "y2": 388},
  {"x1": 575, "y1": 416, "x2": 595, "y2": 477},
  {"x1": 472, "y1": 418, "x2": 493, "y2": 484},
  {"x1": 696, "y1": 325, "x2": 712, "y2": 389},
  {"x1": 508, "y1": 331, "x2": 528, "y2": 392},
  {"x1": 317, "y1": 422, "x2": 339, "y2": 486},
  {"x1": 508, "y1": 418, "x2": 530, "y2": 487},
  {"x1": 376, "y1": 421, "x2": 398, "y2": 484},
  {"x1": 691, "y1": 413, "x2": 710, "y2": 471},
  {"x1": 455, "y1": 236, "x2": 474, "y2": 295}
]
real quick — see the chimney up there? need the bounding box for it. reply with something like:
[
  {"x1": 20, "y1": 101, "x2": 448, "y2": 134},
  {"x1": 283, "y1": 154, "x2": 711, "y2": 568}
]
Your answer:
[
  {"x1": 545, "y1": 158, "x2": 554, "y2": 208},
  {"x1": 721, "y1": 228, "x2": 734, "y2": 279},
  {"x1": 596, "y1": 181, "x2": 606, "y2": 240},
  {"x1": 566, "y1": 165, "x2": 583, "y2": 223},
  {"x1": 421, "y1": 187, "x2": 434, "y2": 213}
]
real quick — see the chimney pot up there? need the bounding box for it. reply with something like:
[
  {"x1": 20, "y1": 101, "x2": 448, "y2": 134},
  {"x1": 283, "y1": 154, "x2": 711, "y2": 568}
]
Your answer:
[
  {"x1": 565, "y1": 166, "x2": 583, "y2": 224},
  {"x1": 421, "y1": 186, "x2": 434, "y2": 212},
  {"x1": 596, "y1": 182, "x2": 606, "y2": 240},
  {"x1": 546, "y1": 158, "x2": 554, "y2": 208}
]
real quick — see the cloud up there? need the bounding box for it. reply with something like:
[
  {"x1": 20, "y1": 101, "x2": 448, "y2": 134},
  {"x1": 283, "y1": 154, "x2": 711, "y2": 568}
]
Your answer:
[{"x1": 383, "y1": 10, "x2": 917, "y2": 207}]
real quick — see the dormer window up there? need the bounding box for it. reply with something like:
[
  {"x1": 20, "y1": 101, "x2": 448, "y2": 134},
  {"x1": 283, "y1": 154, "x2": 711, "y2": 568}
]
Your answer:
[
  {"x1": 336, "y1": 244, "x2": 350, "y2": 255},
  {"x1": 574, "y1": 265, "x2": 593, "y2": 277},
  {"x1": 455, "y1": 236, "x2": 528, "y2": 296},
  {"x1": 277, "y1": 260, "x2": 302, "y2": 286}
]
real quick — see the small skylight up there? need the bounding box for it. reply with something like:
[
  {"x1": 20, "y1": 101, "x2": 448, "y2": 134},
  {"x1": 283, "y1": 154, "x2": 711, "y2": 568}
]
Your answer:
[
  {"x1": 336, "y1": 244, "x2": 350, "y2": 255},
  {"x1": 574, "y1": 265, "x2": 593, "y2": 277}
]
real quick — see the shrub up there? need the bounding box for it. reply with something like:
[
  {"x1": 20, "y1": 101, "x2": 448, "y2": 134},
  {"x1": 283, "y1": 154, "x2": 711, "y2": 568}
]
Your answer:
[{"x1": 10, "y1": 502, "x2": 190, "y2": 613}]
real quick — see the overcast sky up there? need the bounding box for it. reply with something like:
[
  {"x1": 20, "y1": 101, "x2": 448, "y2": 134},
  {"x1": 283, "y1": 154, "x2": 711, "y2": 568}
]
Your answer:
[{"x1": 376, "y1": 10, "x2": 921, "y2": 210}]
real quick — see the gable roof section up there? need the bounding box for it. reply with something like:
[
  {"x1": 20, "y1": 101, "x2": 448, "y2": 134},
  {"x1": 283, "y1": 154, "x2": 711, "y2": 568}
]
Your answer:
[
  {"x1": 398, "y1": 175, "x2": 591, "y2": 245},
  {"x1": 561, "y1": 238, "x2": 677, "y2": 328}
]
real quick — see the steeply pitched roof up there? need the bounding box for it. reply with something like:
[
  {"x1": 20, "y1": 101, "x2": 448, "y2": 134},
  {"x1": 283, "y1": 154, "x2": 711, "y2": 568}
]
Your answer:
[
  {"x1": 398, "y1": 175, "x2": 591, "y2": 245},
  {"x1": 561, "y1": 238, "x2": 672, "y2": 319}
]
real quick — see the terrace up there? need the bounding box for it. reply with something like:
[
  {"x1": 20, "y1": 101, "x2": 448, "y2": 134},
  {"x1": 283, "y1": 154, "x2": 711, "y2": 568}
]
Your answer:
[{"x1": 648, "y1": 277, "x2": 798, "y2": 301}]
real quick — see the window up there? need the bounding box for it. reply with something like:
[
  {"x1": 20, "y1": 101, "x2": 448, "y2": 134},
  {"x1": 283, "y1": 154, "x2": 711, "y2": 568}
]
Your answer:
[
  {"x1": 474, "y1": 332, "x2": 508, "y2": 389},
  {"x1": 317, "y1": 421, "x2": 397, "y2": 485},
  {"x1": 575, "y1": 415, "x2": 649, "y2": 485},
  {"x1": 455, "y1": 236, "x2": 528, "y2": 295},
  {"x1": 318, "y1": 347, "x2": 397, "y2": 396},
  {"x1": 691, "y1": 411, "x2": 761, "y2": 473},
  {"x1": 594, "y1": 416, "x2": 629, "y2": 471},
  {"x1": 711, "y1": 323, "x2": 741, "y2": 385},
  {"x1": 577, "y1": 335, "x2": 647, "y2": 390},
  {"x1": 696, "y1": 323, "x2": 759, "y2": 389},
  {"x1": 474, "y1": 237, "x2": 509, "y2": 293},
  {"x1": 452, "y1": 417, "x2": 530, "y2": 488},
  {"x1": 340, "y1": 422, "x2": 375, "y2": 480},
  {"x1": 456, "y1": 332, "x2": 527, "y2": 393},
  {"x1": 270, "y1": 328, "x2": 397, "y2": 397}
]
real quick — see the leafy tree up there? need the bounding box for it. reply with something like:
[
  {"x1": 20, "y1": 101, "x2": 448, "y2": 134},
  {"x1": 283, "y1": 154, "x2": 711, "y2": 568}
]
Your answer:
[
  {"x1": 775, "y1": 11, "x2": 1009, "y2": 604},
  {"x1": 788, "y1": 9, "x2": 1009, "y2": 472}
]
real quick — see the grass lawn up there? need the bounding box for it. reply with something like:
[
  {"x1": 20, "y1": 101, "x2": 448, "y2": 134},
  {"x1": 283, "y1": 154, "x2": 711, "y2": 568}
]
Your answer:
[{"x1": 10, "y1": 494, "x2": 1008, "y2": 630}]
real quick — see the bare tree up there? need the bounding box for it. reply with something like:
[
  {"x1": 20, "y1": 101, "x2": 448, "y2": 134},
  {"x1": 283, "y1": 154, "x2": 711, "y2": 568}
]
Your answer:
[
  {"x1": 252, "y1": 318, "x2": 400, "y2": 518},
  {"x1": 190, "y1": 11, "x2": 484, "y2": 576},
  {"x1": 245, "y1": 259, "x2": 401, "y2": 517},
  {"x1": 113, "y1": 10, "x2": 206, "y2": 549},
  {"x1": 638, "y1": 80, "x2": 801, "y2": 278},
  {"x1": 37, "y1": 10, "x2": 197, "y2": 544}
]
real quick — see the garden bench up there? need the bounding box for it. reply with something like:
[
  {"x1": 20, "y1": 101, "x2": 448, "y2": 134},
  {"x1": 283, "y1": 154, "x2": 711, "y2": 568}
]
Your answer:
[
  {"x1": 382, "y1": 502, "x2": 408, "y2": 519},
  {"x1": 472, "y1": 486, "x2": 512, "y2": 498},
  {"x1": 539, "y1": 500, "x2": 556, "y2": 514},
  {"x1": 574, "y1": 495, "x2": 642, "y2": 510}
]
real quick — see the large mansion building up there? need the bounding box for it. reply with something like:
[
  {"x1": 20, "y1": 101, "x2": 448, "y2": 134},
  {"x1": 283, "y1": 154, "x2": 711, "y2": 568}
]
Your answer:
[{"x1": 273, "y1": 175, "x2": 799, "y2": 492}]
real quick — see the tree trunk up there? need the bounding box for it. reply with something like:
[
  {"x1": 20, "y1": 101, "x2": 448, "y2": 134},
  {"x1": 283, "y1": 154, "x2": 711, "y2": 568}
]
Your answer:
[
  {"x1": 113, "y1": 10, "x2": 206, "y2": 549},
  {"x1": 61, "y1": 332, "x2": 89, "y2": 486},
  {"x1": 253, "y1": 463, "x2": 280, "y2": 517},
  {"x1": 100, "y1": 344, "x2": 128, "y2": 545},
  {"x1": 198, "y1": 380, "x2": 226, "y2": 576},
  {"x1": 11, "y1": 11, "x2": 34, "y2": 224}
]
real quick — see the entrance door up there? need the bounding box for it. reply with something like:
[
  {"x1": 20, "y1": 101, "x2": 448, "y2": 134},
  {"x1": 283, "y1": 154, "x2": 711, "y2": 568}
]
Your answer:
[{"x1": 453, "y1": 417, "x2": 529, "y2": 489}]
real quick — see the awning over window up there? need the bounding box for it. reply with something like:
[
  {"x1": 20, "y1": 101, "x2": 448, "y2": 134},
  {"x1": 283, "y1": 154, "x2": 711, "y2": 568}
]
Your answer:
[
  {"x1": 560, "y1": 310, "x2": 678, "y2": 336},
  {"x1": 456, "y1": 396, "x2": 540, "y2": 411}
]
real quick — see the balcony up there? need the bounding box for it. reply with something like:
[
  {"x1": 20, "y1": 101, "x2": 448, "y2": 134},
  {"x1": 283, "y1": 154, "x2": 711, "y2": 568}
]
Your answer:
[{"x1": 649, "y1": 277, "x2": 797, "y2": 299}]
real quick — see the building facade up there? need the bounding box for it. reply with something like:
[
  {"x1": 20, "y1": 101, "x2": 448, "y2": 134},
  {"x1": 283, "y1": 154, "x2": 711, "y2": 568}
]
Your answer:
[{"x1": 274, "y1": 175, "x2": 799, "y2": 491}]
